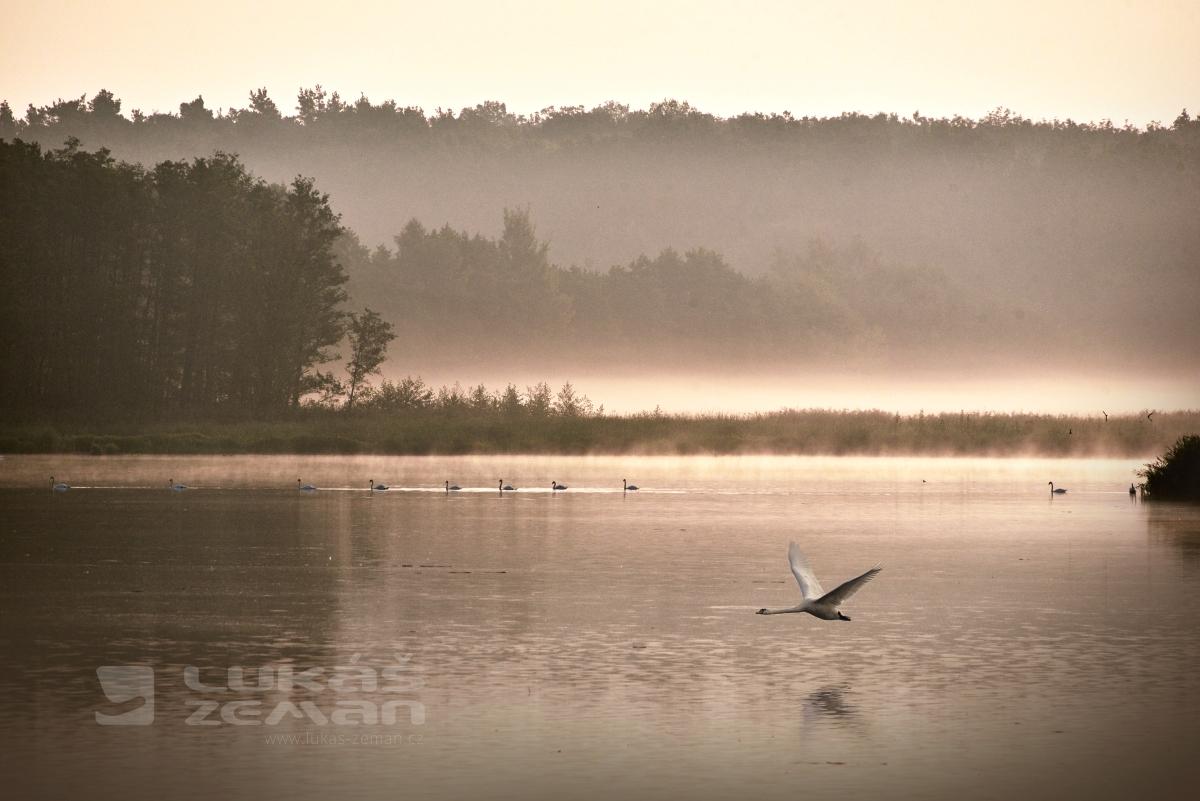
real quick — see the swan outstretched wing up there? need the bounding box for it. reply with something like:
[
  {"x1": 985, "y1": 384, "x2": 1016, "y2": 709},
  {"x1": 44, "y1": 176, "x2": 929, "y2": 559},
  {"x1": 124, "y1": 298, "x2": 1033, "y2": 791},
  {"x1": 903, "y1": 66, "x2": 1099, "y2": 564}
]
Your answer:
[
  {"x1": 818, "y1": 566, "x2": 882, "y2": 607},
  {"x1": 788, "y1": 542, "x2": 826, "y2": 601}
]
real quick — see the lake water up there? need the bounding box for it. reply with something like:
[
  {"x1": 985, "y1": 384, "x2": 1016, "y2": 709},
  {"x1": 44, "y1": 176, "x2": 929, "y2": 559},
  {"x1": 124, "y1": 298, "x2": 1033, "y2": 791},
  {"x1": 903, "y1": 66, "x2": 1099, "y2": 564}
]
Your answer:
[{"x1": 1, "y1": 454, "x2": 1198, "y2": 800}]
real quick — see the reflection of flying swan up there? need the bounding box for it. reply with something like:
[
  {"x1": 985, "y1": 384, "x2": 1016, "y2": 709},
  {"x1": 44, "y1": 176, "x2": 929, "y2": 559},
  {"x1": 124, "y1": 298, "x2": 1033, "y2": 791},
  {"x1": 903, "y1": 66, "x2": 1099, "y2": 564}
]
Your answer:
[{"x1": 756, "y1": 543, "x2": 881, "y2": 621}]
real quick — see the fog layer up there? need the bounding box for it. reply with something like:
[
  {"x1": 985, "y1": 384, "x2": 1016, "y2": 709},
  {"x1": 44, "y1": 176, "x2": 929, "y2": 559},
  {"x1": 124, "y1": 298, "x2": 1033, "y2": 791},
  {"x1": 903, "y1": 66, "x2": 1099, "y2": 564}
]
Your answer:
[{"x1": 3, "y1": 92, "x2": 1198, "y2": 411}]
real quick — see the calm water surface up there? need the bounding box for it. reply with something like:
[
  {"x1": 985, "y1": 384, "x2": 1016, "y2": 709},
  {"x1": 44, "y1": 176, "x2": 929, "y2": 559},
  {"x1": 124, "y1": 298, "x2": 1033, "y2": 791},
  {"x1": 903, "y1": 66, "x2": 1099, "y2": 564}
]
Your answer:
[{"x1": 1, "y1": 454, "x2": 1198, "y2": 800}]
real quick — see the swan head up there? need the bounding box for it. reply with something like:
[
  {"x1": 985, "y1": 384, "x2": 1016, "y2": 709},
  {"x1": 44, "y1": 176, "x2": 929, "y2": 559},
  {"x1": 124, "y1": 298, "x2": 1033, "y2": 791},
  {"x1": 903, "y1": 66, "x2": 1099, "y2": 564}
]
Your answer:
[{"x1": 837, "y1": 612, "x2": 851, "y2": 621}]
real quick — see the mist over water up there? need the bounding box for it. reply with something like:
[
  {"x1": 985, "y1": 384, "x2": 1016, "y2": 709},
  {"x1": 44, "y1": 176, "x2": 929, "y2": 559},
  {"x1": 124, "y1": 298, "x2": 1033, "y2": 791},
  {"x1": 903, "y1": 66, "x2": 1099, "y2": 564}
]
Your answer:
[{"x1": 2, "y1": 454, "x2": 1197, "y2": 800}]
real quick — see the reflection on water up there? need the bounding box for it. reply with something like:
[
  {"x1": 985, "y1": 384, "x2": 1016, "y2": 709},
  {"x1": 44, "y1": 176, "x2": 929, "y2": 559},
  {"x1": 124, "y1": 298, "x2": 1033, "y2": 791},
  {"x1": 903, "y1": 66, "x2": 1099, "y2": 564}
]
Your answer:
[
  {"x1": 802, "y1": 686, "x2": 861, "y2": 729},
  {"x1": 805, "y1": 686, "x2": 855, "y2": 718},
  {"x1": 1148, "y1": 506, "x2": 1200, "y2": 568},
  {"x1": 0, "y1": 454, "x2": 1198, "y2": 800}
]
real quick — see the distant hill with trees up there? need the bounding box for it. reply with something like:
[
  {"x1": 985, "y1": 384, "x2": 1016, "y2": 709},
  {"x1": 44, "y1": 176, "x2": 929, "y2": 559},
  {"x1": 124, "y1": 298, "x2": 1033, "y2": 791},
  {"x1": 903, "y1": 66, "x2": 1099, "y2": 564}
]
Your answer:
[{"x1": 2, "y1": 88, "x2": 1198, "y2": 394}]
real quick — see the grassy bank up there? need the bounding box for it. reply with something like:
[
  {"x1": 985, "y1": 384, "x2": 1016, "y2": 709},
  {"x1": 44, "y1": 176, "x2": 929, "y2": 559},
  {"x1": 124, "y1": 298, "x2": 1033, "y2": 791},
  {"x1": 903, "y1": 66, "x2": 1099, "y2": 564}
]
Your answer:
[{"x1": 0, "y1": 410, "x2": 1195, "y2": 457}]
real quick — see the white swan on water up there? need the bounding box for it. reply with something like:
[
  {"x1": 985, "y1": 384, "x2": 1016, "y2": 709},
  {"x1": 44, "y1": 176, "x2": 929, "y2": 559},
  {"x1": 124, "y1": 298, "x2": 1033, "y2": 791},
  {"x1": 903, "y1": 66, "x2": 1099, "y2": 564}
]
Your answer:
[
  {"x1": 756, "y1": 542, "x2": 882, "y2": 621},
  {"x1": 446, "y1": 481, "x2": 461, "y2": 492},
  {"x1": 297, "y1": 479, "x2": 317, "y2": 491},
  {"x1": 499, "y1": 480, "x2": 515, "y2": 491},
  {"x1": 1049, "y1": 482, "x2": 1067, "y2": 494},
  {"x1": 168, "y1": 478, "x2": 188, "y2": 491},
  {"x1": 370, "y1": 479, "x2": 389, "y2": 491},
  {"x1": 50, "y1": 476, "x2": 70, "y2": 492},
  {"x1": 623, "y1": 479, "x2": 639, "y2": 491},
  {"x1": 552, "y1": 481, "x2": 567, "y2": 491}
]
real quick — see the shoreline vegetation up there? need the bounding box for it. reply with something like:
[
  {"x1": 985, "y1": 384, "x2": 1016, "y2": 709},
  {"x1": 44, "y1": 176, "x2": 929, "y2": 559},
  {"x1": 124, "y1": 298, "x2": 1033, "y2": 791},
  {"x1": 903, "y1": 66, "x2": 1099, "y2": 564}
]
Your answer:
[
  {"x1": 1140, "y1": 435, "x2": 1200, "y2": 500},
  {"x1": 2, "y1": 409, "x2": 1195, "y2": 458}
]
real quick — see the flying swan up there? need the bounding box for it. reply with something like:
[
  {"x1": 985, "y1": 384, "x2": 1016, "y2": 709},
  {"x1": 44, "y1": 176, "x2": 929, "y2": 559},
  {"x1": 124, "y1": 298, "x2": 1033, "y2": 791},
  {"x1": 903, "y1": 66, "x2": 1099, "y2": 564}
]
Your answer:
[{"x1": 756, "y1": 542, "x2": 881, "y2": 621}]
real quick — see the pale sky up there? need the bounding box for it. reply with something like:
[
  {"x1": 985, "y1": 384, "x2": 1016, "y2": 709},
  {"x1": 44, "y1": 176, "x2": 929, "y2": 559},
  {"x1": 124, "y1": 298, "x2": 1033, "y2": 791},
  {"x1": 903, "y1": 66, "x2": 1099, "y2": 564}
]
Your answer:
[{"x1": 1, "y1": 0, "x2": 1196, "y2": 124}]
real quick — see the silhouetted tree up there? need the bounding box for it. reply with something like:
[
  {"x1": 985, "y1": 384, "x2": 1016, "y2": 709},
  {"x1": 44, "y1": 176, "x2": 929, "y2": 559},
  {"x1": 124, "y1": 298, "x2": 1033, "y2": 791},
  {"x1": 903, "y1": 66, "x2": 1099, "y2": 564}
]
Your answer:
[
  {"x1": 0, "y1": 141, "x2": 348, "y2": 418},
  {"x1": 343, "y1": 308, "x2": 395, "y2": 409}
]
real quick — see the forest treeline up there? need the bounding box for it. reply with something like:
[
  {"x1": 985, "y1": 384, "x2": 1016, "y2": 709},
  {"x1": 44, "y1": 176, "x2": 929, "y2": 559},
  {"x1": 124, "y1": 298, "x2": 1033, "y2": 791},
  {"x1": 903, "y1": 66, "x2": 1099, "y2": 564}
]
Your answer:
[
  {"x1": 0, "y1": 139, "x2": 393, "y2": 417},
  {"x1": 4, "y1": 88, "x2": 1198, "y2": 370},
  {"x1": 5, "y1": 88, "x2": 1196, "y2": 159},
  {"x1": 336, "y1": 210, "x2": 998, "y2": 367},
  {"x1": 0, "y1": 135, "x2": 977, "y2": 422}
]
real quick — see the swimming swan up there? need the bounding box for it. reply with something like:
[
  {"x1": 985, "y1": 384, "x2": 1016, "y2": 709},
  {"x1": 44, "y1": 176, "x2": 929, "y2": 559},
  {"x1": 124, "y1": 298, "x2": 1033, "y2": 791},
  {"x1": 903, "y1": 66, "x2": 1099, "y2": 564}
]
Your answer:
[
  {"x1": 446, "y1": 481, "x2": 461, "y2": 492},
  {"x1": 298, "y1": 479, "x2": 317, "y2": 491},
  {"x1": 169, "y1": 478, "x2": 188, "y2": 491},
  {"x1": 623, "y1": 479, "x2": 638, "y2": 491},
  {"x1": 370, "y1": 479, "x2": 389, "y2": 491},
  {"x1": 756, "y1": 542, "x2": 881, "y2": 621},
  {"x1": 1049, "y1": 482, "x2": 1067, "y2": 494},
  {"x1": 50, "y1": 476, "x2": 70, "y2": 492},
  {"x1": 552, "y1": 482, "x2": 567, "y2": 490},
  {"x1": 500, "y1": 480, "x2": 515, "y2": 491}
]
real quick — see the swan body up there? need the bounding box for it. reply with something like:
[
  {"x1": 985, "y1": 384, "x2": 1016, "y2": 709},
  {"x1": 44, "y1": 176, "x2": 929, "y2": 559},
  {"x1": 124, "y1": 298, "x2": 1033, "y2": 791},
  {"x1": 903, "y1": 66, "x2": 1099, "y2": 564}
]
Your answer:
[
  {"x1": 370, "y1": 479, "x2": 389, "y2": 491},
  {"x1": 298, "y1": 479, "x2": 317, "y2": 491},
  {"x1": 446, "y1": 481, "x2": 461, "y2": 492},
  {"x1": 1049, "y1": 482, "x2": 1067, "y2": 494},
  {"x1": 552, "y1": 482, "x2": 567, "y2": 490},
  {"x1": 169, "y1": 478, "x2": 188, "y2": 491},
  {"x1": 623, "y1": 479, "x2": 638, "y2": 491},
  {"x1": 500, "y1": 480, "x2": 515, "y2": 491},
  {"x1": 50, "y1": 476, "x2": 70, "y2": 492},
  {"x1": 1129, "y1": 483, "x2": 1137, "y2": 495},
  {"x1": 756, "y1": 542, "x2": 881, "y2": 621}
]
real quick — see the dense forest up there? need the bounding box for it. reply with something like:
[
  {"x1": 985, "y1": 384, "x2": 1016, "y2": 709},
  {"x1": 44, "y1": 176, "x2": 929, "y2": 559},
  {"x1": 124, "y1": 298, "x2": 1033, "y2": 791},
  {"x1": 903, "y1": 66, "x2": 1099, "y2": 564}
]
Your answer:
[
  {"x1": 335, "y1": 210, "x2": 1005, "y2": 371},
  {"x1": 3, "y1": 88, "x2": 1198, "y2": 373},
  {"x1": 0, "y1": 139, "x2": 386, "y2": 417},
  {"x1": 3, "y1": 89, "x2": 1199, "y2": 421}
]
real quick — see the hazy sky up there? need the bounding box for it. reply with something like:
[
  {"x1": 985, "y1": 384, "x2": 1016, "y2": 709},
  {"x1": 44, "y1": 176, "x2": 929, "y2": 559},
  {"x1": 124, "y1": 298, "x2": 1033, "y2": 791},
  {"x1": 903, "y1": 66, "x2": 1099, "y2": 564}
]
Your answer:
[{"x1": 2, "y1": 0, "x2": 1196, "y2": 124}]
